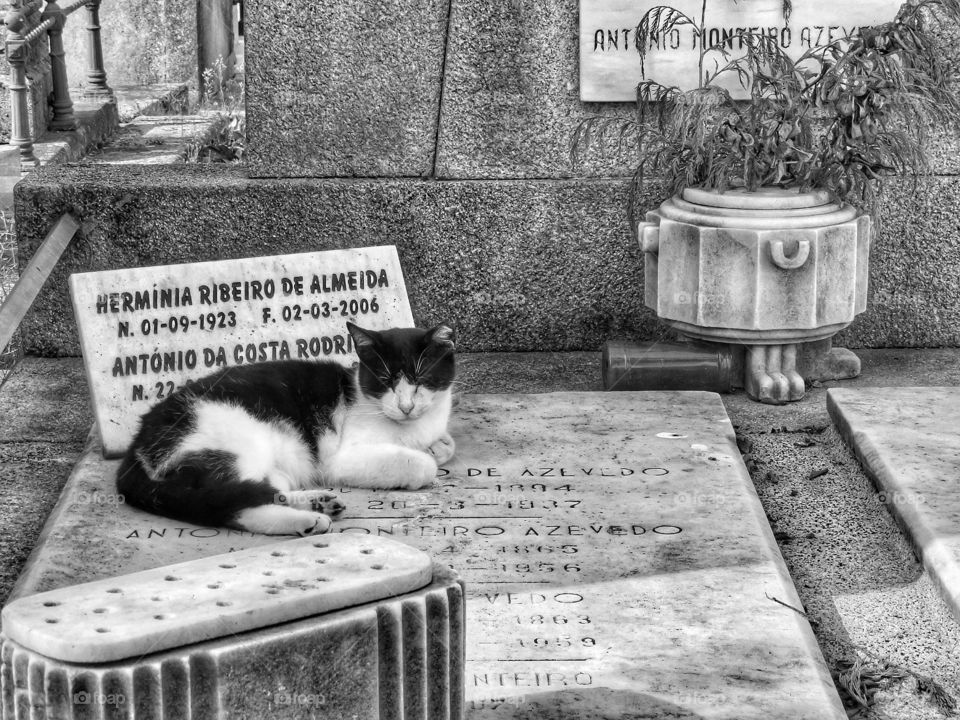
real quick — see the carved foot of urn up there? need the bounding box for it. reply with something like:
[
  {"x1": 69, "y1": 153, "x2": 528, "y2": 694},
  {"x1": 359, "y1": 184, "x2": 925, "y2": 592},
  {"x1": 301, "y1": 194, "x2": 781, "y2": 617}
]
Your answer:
[{"x1": 745, "y1": 344, "x2": 806, "y2": 403}]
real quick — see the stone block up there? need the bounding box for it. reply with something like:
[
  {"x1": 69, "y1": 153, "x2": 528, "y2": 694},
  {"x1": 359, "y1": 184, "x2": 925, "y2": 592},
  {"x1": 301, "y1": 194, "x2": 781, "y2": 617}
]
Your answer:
[
  {"x1": 828, "y1": 387, "x2": 960, "y2": 622},
  {"x1": 244, "y1": 0, "x2": 449, "y2": 177},
  {"x1": 1, "y1": 562, "x2": 464, "y2": 719},
  {"x1": 15, "y1": 164, "x2": 657, "y2": 356},
  {"x1": 435, "y1": 0, "x2": 637, "y2": 179}
]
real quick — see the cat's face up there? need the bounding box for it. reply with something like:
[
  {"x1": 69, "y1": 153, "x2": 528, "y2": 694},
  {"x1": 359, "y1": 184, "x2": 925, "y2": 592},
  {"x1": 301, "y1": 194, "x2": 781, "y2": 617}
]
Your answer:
[{"x1": 347, "y1": 323, "x2": 456, "y2": 421}]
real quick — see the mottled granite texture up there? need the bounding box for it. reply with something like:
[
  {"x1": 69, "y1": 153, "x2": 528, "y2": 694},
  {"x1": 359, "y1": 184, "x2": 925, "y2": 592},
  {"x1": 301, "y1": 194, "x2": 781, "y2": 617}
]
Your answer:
[
  {"x1": 244, "y1": 0, "x2": 449, "y2": 177},
  {"x1": 14, "y1": 165, "x2": 656, "y2": 356},
  {"x1": 433, "y1": 0, "x2": 637, "y2": 178},
  {"x1": 15, "y1": 163, "x2": 960, "y2": 355},
  {"x1": 4, "y1": 392, "x2": 846, "y2": 718},
  {"x1": 828, "y1": 387, "x2": 960, "y2": 622},
  {"x1": 1, "y1": 566, "x2": 465, "y2": 720}
]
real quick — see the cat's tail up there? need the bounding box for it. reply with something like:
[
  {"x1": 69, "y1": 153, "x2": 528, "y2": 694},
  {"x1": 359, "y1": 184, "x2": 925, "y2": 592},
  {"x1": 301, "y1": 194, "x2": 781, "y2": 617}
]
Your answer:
[{"x1": 117, "y1": 450, "x2": 276, "y2": 529}]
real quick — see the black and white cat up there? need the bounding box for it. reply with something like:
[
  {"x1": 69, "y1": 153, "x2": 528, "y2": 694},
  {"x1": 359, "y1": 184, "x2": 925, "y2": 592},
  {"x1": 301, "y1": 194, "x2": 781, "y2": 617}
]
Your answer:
[{"x1": 117, "y1": 322, "x2": 456, "y2": 536}]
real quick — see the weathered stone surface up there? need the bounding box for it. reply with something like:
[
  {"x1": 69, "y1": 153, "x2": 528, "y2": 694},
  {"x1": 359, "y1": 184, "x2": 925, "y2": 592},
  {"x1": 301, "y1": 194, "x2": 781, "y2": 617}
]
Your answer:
[
  {"x1": 70, "y1": 246, "x2": 414, "y2": 456},
  {"x1": 244, "y1": 0, "x2": 449, "y2": 177},
  {"x1": 1, "y1": 567, "x2": 464, "y2": 720},
  {"x1": 3, "y1": 536, "x2": 433, "y2": 662},
  {"x1": 15, "y1": 165, "x2": 656, "y2": 356},
  {"x1": 835, "y1": 177, "x2": 960, "y2": 348},
  {"x1": 6, "y1": 392, "x2": 845, "y2": 718},
  {"x1": 435, "y1": 0, "x2": 636, "y2": 179},
  {"x1": 828, "y1": 387, "x2": 960, "y2": 622}
]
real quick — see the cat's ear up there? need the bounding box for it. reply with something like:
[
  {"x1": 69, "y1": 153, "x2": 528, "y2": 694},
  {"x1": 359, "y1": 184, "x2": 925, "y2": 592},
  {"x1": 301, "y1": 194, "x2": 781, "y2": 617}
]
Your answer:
[
  {"x1": 347, "y1": 322, "x2": 379, "y2": 351},
  {"x1": 427, "y1": 324, "x2": 456, "y2": 350}
]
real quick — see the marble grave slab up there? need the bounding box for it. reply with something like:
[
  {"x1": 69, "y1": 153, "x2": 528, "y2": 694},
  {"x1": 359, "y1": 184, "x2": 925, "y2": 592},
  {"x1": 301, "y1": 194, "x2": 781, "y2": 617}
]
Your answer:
[
  {"x1": 7, "y1": 392, "x2": 845, "y2": 719},
  {"x1": 69, "y1": 246, "x2": 413, "y2": 457},
  {"x1": 828, "y1": 387, "x2": 960, "y2": 622}
]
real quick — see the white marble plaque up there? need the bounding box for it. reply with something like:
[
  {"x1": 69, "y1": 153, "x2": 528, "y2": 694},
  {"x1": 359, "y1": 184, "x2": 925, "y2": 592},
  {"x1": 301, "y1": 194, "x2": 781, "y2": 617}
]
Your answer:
[
  {"x1": 580, "y1": 0, "x2": 902, "y2": 101},
  {"x1": 829, "y1": 387, "x2": 960, "y2": 624},
  {"x1": 69, "y1": 246, "x2": 414, "y2": 458},
  {"x1": 12, "y1": 393, "x2": 846, "y2": 718}
]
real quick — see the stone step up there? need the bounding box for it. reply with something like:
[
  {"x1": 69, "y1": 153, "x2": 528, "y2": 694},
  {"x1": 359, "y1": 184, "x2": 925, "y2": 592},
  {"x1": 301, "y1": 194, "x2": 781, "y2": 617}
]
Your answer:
[
  {"x1": 828, "y1": 386, "x2": 960, "y2": 623},
  {"x1": 84, "y1": 113, "x2": 229, "y2": 166},
  {"x1": 3, "y1": 392, "x2": 847, "y2": 718}
]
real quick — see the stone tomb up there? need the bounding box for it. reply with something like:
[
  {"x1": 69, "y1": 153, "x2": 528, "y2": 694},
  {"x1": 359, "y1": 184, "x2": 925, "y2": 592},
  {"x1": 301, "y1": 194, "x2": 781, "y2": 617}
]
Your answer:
[
  {"x1": 8, "y1": 392, "x2": 845, "y2": 718},
  {"x1": 68, "y1": 246, "x2": 413, "y2": 457},
  {"x1": 829, "y1": 387, "x2": 960, "y2": 623}
]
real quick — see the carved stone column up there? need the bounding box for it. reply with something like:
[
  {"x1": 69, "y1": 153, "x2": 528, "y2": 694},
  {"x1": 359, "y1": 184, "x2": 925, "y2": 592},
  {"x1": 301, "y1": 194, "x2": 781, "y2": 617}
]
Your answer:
[
  {"x1": 44, "y1": 0, "x2": 76, "y2": 130},
  {"x1": 3, "y1": 5, "x2": 38, "y2": 167},
  {"x1": 82, "y1": 0, "x2": 112, "y2": 99}
]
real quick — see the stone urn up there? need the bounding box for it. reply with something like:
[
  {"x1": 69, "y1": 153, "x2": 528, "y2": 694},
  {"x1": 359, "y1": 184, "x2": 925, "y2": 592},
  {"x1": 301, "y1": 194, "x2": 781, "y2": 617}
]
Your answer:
[{"x1": 639, "y1": 187, "x2": 870, "y2": 403}]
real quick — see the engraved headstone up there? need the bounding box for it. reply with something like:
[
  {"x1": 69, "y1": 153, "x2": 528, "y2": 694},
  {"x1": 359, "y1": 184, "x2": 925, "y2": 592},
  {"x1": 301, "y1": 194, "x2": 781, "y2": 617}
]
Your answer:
[
  {"x1": 580, "y1": 0, "x2": 902, "y2": 101},
  {"x1": 11, "y1": 392, "x2": 846, "y2": 718},
  {"x1": 69, "y1": 246, "x2": 413, "y2": 457}
]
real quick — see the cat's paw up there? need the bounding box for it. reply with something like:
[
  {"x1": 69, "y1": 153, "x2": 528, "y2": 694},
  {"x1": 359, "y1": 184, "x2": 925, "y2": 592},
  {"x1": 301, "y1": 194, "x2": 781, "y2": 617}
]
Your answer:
[
  {"x1": 427, "y1": 433, "x2": 455, "y2": 465},
  {"x1": 394, "y1": 451, "x2": 437, "y2": 489},
  {"x1": 296, "y1": 512, "x2": 332, "y2": 536}
]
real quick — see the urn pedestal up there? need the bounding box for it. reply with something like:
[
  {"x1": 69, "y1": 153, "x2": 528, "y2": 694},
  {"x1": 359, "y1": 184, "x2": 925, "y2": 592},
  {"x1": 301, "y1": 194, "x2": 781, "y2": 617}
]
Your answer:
[{"x1": 640, "y1": 187, "x2": 870, "y2": 403}]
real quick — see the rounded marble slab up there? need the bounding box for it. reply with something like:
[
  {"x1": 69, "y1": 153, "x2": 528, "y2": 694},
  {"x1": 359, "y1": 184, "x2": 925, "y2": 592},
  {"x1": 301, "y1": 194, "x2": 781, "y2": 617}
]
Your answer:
[{"x1": 1, "y1": 535, "x2": 433, "y2": 663}]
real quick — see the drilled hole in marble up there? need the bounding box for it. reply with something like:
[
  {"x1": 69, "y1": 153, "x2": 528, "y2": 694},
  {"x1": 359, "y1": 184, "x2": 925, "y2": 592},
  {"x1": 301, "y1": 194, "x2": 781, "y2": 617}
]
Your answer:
[
  {"x1": 263, "y1": 571, "x2": 274, "y2": 576},
  {"x1": 106, "y1": 588, "x2": 122, "y2": 594},
  {"x1": 316, "y1": 577, "x2": 329, "y2": 582},
  {"x1": 44, "y1": 618, "x2": 58, "y2": 624},
  {"x1": 207, "y1": 584, "x2": 221, "y2": 590},
  {"x1": 151, "y1": 596, "x2": 163, "y2": 602},
  {"x1": 360, "y1": 549, "x2": 373, "y2": 555},
  {"x1": 95, "y1": 628, "x2": 109, "y2": 634},
  {"x1": 219, "y1": 564, "x2": 236, "y2": 569},
  {"x1": 164, "y1": 576, "x2": 180, "y2": 582},
  {"x1": 216, "y1": 601, "x2": 231, "y2": 607},
  {"x1": 270, "y1": 551, "x2": 285, "y2": 557},
  {"x1": 313, "y1": 542, "x2": 328, "y2": 548},
  {"x1": 92, "y1": 608, "x2": 107, "y2": 614},
  {"x1": 153, "y1": 615, "x2": 165, "y2": 620},
  {"x1": 42, "y1": 601, "x2": 59, "y2": 607},
  {"x1": 315, "y1": 559, "x2": 326, "y2": 564},
  {"x1": 265, "y1": 588, "x2": 279, "y2": 595},
  {"x1": 370, "y1": 564, "x2": 384, "y2": 570}
]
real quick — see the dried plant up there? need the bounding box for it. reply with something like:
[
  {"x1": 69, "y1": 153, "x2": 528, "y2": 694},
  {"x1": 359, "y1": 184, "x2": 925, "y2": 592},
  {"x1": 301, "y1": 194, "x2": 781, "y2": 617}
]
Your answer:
[
  {"x1": 572, "y1": 0, "x2": 960, "y2": 209},
  {"x1": 836, "y1": 648, "x2": 957, "y2": 717}
]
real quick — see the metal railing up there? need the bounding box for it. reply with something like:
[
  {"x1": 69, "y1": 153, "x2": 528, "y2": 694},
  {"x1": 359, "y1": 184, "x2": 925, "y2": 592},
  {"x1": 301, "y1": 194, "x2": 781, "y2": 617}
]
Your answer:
[{"x1": 3, "y1": 0, "x2": 112, "y2": 169}]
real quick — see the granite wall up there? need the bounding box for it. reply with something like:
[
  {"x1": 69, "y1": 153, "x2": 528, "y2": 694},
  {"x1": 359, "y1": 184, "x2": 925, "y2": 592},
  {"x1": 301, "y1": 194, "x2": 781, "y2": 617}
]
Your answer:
[{"x1": 14, "y1": 0, "x2": 960, "y2": 353}]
